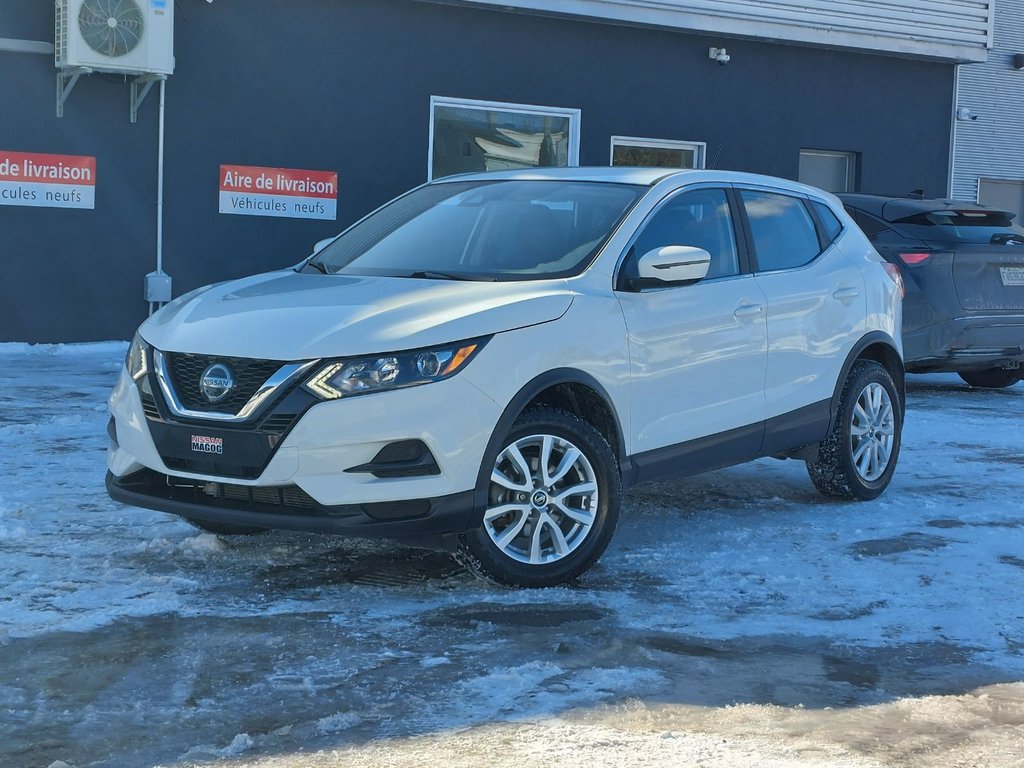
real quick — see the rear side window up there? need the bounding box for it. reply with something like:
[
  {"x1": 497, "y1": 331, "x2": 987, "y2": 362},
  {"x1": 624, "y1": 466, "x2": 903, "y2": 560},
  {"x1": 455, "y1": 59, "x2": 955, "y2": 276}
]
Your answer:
[
  {"x1": 812, "y1": 201, "x2": 843, "y2": 244},
  {"x1": 741, "y1": 190, "x2": 821, "y2": 271},
  {"x1": 845, "y1": 207, "x2": 890, "y2": 240}
]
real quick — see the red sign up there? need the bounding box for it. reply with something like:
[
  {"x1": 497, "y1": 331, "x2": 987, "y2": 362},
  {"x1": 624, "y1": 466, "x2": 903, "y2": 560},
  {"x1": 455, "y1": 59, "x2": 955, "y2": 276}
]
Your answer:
[
  {"x1": 219, "y1": 164, "x2": 337, "y2": 220},
  {"x1": 0, "y1": 150, "x2": 96, "y2": 209}
]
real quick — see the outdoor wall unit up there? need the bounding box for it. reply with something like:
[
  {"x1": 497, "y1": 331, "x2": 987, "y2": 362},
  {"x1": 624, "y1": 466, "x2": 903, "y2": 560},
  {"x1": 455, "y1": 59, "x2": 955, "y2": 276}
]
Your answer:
[{"x1": 56, "y1": 0, "x2": 174, "y2": 76}]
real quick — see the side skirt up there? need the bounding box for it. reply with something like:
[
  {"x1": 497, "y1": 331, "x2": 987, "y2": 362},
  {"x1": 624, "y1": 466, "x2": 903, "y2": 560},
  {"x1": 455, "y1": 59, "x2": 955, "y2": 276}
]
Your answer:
[{"x1": 626, "y1": 399, "x2": 832, "y2": 486}]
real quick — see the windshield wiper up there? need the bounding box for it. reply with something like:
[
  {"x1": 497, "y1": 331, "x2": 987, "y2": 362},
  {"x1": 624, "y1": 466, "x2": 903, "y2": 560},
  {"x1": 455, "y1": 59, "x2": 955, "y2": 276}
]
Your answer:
[
  {"x1": 303, "y1": 260, "x2": 329, "y2": 274},
  {"x1": 991, "y1": 233, "x2": 1024, "y2": 246},
  {"x1": 405, "y1": 270, "x2": 498, "y2": 282}
]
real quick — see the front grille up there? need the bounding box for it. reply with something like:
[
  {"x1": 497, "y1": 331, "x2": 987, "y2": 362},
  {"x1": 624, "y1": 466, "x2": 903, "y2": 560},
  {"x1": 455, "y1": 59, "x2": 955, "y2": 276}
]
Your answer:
[
  {"x1": 141, "y1": 390, "x2": 160, "y2": 420},
  {"x1": 210, "y1": 481, "x2": 319, "y2": 509},
  {"x1": 259, "y1": 413, "x2": 299, "y2": 432},
  {"x1": 166, "y1": 353, "x2": 283, "y2": 414}
]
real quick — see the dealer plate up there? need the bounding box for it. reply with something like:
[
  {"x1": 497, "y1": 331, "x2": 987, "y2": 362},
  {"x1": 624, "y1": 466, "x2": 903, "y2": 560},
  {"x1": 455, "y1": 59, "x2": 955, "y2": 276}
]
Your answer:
[
  {"x1": 191, "y1": 434, "x2": 224, "y2": 455},
  {"x1": 1000, "y1": 266, "x2": 1024, "y2": 286}
]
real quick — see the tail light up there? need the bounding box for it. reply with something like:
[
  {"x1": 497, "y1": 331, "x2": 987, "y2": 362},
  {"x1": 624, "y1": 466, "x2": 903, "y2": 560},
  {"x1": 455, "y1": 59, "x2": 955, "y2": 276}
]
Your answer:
[
  {"x1": 882, "y1": 263, "x2": 905, "y2": 298},
  {"x1": 897, "y1": 252, "x2": 932, "y2": 266}
]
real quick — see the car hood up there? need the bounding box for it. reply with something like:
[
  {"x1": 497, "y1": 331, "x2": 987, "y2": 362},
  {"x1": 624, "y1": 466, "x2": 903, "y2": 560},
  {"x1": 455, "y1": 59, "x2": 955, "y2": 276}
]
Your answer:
[{"x1": 140, "y1": 270, "x2": 574, "y2": 360}]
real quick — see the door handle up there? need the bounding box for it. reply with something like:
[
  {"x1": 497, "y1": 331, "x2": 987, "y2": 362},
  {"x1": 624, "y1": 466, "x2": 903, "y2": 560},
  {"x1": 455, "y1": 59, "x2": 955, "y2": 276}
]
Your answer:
[
  {"x1": 833, "y1": 286, "x2": 860, "y2": 301},
  {"x1": 733, "y1": 304, "x2": 764, "y2": 318}
]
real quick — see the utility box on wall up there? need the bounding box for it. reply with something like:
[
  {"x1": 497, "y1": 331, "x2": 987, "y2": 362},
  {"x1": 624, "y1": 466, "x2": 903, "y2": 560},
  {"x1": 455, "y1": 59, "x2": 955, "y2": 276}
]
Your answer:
[
  {"x1": 56, "y1": 0, "x2": 175, "y2": 76},
  {"x1": 145, "y1": 271, "x2": 172, "y2": 303}
]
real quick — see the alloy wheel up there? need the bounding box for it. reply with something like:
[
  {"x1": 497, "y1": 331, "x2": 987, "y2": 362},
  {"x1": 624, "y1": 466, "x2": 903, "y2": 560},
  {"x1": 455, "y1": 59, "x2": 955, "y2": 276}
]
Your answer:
[
  {"x1": 484, "y1": 433, "x2": 599, "y2": 565},
  {"x1": 849, "y1": 382, "x2": 895, "y2": 482}
]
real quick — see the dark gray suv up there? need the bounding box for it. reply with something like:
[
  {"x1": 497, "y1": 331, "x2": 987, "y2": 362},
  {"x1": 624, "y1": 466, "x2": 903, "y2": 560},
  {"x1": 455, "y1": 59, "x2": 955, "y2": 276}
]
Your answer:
[{"x1": 841, "y1": 194, "x2": 1024, "y2": 388}]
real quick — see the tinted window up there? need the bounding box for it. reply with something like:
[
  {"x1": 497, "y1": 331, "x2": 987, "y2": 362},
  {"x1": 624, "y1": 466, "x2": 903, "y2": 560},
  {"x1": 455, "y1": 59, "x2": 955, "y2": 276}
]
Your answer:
[
  {"x1": 631, "y1": 189, "x2": 740, "y2": 279},
  {"x1": 812, "y1": 201, "x2": 843, "y2": 243},
  {"x1": 845, "y1": 207, "x2": 890, "y2": 240},
  {"x1": 310, "y1": 180, "x2": 643, "y2": 281},
  {"x1": 742, "y1": 191, "x2": 821, "y2": 271},
  {"x1": 892, "y1": 210, "x2": 1024, "y2": 245}
]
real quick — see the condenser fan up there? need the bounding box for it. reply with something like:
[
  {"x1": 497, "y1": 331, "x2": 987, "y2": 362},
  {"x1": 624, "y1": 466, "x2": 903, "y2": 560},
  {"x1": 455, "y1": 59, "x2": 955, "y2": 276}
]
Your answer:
[{"x1": 78, "y1": 0, "x2": 145, "y2": 58}]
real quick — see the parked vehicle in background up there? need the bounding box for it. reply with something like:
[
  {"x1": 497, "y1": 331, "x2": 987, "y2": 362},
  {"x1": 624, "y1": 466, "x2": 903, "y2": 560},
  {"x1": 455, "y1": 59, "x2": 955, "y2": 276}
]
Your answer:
[
  {"x1": 107, "y1": 169, "x2": 905, "y2": 587},
  {"x1": 840, "y1": 194, "x2": 1024, "y2": 388}
]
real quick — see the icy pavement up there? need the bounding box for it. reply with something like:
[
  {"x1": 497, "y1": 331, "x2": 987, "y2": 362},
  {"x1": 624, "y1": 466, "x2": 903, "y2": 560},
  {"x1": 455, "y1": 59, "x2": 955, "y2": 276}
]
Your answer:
[{"x1": 1, "y1": 342, "x2": 1022, "y2": 767}]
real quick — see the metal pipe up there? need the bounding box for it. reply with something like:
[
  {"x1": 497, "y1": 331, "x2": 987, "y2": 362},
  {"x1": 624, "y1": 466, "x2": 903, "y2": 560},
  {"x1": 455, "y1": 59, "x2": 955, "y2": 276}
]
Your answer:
[
  {"x1": 156, "y1": 78, "x2": 166, "y2": 276},
  {"x1": 0, "y1": 38, "x2": 54, "y2": 55}
]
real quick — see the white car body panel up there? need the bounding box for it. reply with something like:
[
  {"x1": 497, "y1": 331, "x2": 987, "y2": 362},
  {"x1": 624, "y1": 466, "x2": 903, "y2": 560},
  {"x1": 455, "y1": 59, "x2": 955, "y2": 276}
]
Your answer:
[
  {"x1": 753, "y1": 238, "x2": 869, "y2": 420},
  {"x1": 142, "y1": 271, "x2": 574, "y2": 360},
  {"x1": 618, "y1": 274, "x2": 769, "y2": 452}
]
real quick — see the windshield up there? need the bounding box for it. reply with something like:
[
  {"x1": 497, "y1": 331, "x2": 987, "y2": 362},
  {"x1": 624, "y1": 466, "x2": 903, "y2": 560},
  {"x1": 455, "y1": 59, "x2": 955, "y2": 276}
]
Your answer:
[
  {"x1": 306, "y1": 180, "x2": 644, "y2": 280},
  {"x1": 893, "y1": 210, "x2": 1024, "y2": 245}
]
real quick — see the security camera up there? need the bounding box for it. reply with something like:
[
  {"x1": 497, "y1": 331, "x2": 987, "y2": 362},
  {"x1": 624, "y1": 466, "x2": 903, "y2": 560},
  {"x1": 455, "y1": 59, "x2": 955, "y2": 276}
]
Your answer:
[
  {"x1": 709, "y1": 47, "x2": 731, "y2": 65},
  {"x1": 956, "y1": 107, "x2": 979, "y2": 121}
]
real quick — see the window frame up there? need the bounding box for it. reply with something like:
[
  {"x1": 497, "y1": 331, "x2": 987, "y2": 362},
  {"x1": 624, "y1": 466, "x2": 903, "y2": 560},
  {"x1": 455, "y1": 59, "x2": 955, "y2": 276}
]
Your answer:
[
  {"x1": 613, "y1": 184, "x2": 747, "y2": 292},
  {"x1": 609, "y1": 136, "x2": 707, "y2": 170},
  {"x1": 807, "y1": 199, "x2": 846, "y2": 251},
  {"x1": 734, "y1": 186, "x2": 833, "y2": 274},
  {"x1": 427, "y1": 95, "x2": 582, "y2": 181},
  {"x1": 798, "y1": 148, "x2": 859, "y2": 194}
]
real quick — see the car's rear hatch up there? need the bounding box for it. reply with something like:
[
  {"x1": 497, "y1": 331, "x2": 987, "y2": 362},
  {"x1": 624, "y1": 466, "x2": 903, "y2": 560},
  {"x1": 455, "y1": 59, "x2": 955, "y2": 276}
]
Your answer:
[
  {"x1": 951, "y1": 244, "x2": 1024, "y2": 310},
  {"x1": 890, "y1": 207, "x2": 1024, "y2": 311}
]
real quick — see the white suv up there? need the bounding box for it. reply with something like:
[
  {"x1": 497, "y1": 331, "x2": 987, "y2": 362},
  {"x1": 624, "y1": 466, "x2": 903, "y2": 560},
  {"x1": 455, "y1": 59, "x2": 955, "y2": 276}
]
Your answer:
[{"x1": 107, "y1": 168, "x2": 905, "y2": 587}]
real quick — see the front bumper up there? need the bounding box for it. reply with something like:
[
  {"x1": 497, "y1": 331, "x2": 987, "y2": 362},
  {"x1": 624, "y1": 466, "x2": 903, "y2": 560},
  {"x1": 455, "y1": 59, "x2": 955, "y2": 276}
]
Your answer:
[
  {"x1": 106, "y1": 470, "x2": 478, "y2": 543},
  {"x1": 107, "y1": 359, "x2": 502, "y2": 536},
  {"x1": 904, "y1": 315, "x2": 1024, "y2": 372}
]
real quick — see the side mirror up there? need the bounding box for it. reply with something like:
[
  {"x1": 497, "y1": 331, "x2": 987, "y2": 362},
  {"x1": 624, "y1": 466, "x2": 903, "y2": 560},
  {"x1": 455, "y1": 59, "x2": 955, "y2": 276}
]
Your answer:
[
  {"x1": 636, "y1": 245, "x2": 711, "y2": 286},
  {"x1": 311, "y1": 235, "x2": 337, "y2": 256}
]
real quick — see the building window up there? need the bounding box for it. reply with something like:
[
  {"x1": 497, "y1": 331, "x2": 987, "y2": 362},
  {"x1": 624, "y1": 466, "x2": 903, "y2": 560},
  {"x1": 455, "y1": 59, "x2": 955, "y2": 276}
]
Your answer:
[
  {"x1": 798, "y1": 149, "x2": 858, "y2": 193},
  {"x1": 429, "y1": 96, "x2": 580, "y2": 181},
  {"x1": 610, "y1": 136, "x2": 706, "y2": 169},
  {"x1": 979, "y1": 178, "x2": 1024, "y2": 221}
]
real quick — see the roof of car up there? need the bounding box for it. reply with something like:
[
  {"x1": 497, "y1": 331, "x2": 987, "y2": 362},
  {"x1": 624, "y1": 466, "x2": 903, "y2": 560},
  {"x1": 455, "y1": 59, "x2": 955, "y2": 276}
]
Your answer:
[
  {"x1": 432, "y1": 166, "x2": 836, "y2": 197},
  {"x1": 838, "y1": 193, "x2": 1014, "y2": 222}
]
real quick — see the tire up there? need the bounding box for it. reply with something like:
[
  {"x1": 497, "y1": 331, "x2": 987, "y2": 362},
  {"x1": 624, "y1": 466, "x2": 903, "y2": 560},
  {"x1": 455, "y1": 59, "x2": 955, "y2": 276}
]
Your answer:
[
  {"x1": 807, "y1": 360, "x2": 902, "y2": 501},
  {"x1": 185, "y1": 518, "x2": 268, "y2": 536},
  {"x1": 456, "y1": 406, "x2": 621, "y2": 588},
  {"x1": 958, "y1": 368, "x2": 1022, "y2": 389}
]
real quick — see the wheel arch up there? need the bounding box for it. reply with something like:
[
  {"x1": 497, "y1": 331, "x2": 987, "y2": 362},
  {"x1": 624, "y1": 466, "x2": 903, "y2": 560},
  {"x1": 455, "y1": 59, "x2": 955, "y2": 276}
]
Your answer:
[
  {"x1": 830, "y1": 332, "x2": 905, "y2": 432},
  {"x1": 474, "y1": 369, "x2": 629, "y2": 510}
]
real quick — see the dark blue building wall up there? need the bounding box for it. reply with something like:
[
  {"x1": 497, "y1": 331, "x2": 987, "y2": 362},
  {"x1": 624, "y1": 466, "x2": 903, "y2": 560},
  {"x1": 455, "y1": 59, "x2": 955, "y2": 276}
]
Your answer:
[{"x1": 1, "y1": 0, "x2": 954, "y2": 342}]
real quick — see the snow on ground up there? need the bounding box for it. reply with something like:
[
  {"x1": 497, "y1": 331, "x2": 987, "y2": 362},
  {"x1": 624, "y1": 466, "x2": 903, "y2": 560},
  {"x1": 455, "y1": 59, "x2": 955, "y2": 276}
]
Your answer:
[{"x1": 1, "y1": 343, "x2": 1022, "y2": 767}]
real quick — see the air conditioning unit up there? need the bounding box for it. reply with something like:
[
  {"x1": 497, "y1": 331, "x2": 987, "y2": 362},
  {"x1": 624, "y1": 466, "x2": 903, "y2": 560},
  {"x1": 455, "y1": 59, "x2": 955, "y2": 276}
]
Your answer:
[{"x1": 56, "y1": 0, "x2": 174, "y2": 76}]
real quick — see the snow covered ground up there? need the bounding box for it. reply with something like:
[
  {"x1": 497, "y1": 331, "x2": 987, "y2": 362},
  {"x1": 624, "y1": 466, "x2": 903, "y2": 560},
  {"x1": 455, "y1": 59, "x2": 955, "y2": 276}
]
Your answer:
[{"x1": 1, "y1": 342, "x2": 1022, "y2": 768}]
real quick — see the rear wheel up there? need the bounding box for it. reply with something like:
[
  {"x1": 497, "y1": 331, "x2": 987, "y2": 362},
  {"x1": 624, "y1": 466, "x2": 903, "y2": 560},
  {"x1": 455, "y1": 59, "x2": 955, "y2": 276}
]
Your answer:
[
  {"x1": 807, "y1": 360, "x2": 902, "y2": 500},
  {"x1": 457, "y1": 407, "x2": 621, "y2": 587},
  {"x1": 186, "y1": 518, "x2": 268, "y2": 536},
  {"x1": 958, "y1": 368, "x2": 1021, "y2": 389}
]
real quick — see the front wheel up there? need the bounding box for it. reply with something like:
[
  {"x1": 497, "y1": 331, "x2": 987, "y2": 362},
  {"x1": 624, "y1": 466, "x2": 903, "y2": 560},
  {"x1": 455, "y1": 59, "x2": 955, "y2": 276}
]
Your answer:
[
  {"x1": 457, "y1": 407, "x2": 621, "y2": 587},
  {"x1": 807, "y1": 360, "x2": 902, "y2": 500},
  {"x1": 958, "y1": 368, "x2": 1021, "y2": 389}
]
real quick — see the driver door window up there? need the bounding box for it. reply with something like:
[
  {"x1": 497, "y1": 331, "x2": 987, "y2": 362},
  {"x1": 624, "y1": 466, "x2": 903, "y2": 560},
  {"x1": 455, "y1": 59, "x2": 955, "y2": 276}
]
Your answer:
[{"x1": 630, "y1": 188, "x2": 740, "y2": 281}]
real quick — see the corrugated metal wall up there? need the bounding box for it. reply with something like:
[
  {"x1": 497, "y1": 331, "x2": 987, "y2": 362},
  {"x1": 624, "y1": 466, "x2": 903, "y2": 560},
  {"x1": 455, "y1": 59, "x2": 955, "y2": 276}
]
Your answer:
[
  {"x1": 451, "y1": 0, "x2": 993, "y2": 61},
  {"x1": 952, "y1": 0, "x2": 1024, "y2": 203}
]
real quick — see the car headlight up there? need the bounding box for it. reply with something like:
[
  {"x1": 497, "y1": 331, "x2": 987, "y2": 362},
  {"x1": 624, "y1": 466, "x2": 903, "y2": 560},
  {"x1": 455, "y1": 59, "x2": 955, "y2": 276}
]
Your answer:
[
  {"x1": 126, "y1": 333, "x2": 150, "y2": 382},
  {"x1": 303, "y1": 338, "x2": 487, "y2": 400}
]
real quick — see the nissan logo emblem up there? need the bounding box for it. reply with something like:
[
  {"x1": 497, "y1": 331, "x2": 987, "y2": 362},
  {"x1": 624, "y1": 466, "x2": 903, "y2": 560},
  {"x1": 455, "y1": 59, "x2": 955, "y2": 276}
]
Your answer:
[{"x1": 200, "y1": 363, "x2": 234, "y2": 403}]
